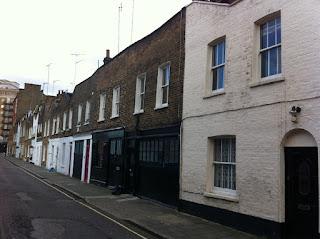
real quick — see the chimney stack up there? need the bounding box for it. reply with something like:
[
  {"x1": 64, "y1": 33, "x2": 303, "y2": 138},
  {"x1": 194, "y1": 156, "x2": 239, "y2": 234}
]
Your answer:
[{"x1": 103, "y1": 49, "x2": 112, "y2": 65}]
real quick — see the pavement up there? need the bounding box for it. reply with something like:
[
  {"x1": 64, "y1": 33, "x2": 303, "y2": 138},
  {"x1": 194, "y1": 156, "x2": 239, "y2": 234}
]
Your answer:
[{"x1": 3, "y1": 155, "x2": 258, "y2": 239}]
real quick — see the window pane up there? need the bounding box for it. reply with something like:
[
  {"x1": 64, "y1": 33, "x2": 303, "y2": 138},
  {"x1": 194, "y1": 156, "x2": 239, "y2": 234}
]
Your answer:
[
  {"x1": 214, "y1": 164, "x2": 222, "y2": 187},
  {"x1": 162, "y1": 85, "x2": 168, "y2": 104},
  {"x1": 230, "y1": 138, "x2": 236, "y2": 163},
  {"x1": 162, "y1": 67, "x2": 169, "y2": 86},
  {"x1": 110, "y1": 140, "x2": 116, "y2": 155},
  {"x1": 261, "y1": 51, "x2": 268, "y2": 77},
  {"x1": 276, "y1": 17, "x2": 281, "y2": 44},
  {"x1": 221, "y1": 139, "x2": 229, "y2": 162},
  {"x1": 212, "y1": 68, "x2": 218, "y2": 91},
  {"x1": 154, "y1": 140, "x2": 159, "y2": 162},
  {"x1": 140, "y1": 78, "x2": 145, "y2": 93},
  {"x1": 150, "y1": 141, "x2": 154, "y2": 162},
  {"x1": 261, "y1": 23, "x2": 267, "y2": 49},
  {"x1": 278, "y1": 46, "x2": 282, "y2": 74},
  {"x1": 140, "y1": 94, "x2": 144, "y2": 110},
  {"x1": 269, "y1": 48, "x2": 278, "y2": 76},
  {"x1": 217, "y1": 66, "x2": 224, "y2": 89},
  {"x1": 217, "y1": 42, "x2": 224, "y2": 65},
  {"x1": 268, "y1": 19, "x2": 276, "y2": 47},
  {"x1": 159, "y1": 139, "x2": 164, "y2": 162},
  {"x1": 116, "y1": 140, "x2": 122, "y2": 155},
  {"x1": 212, "y1": 46, "x2": 216, "y2": 67},
  {"x1": 214, "y1": 139, "x2": 221, "y2": 162},
  {"x1": 143, "y1": 141, "x2": 147, "y2": 161}
]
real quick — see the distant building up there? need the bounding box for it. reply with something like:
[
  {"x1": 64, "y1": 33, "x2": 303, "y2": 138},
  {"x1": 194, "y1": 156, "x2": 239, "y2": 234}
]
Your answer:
[{"x1": 0, "y1": 80, "x2": 19, "y2": 142}]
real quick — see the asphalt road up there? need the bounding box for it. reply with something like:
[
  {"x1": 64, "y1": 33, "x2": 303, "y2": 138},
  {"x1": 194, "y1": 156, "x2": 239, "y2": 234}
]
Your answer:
[{"x1": 0, "y1": 157, "x2": 154, "y2": 239}]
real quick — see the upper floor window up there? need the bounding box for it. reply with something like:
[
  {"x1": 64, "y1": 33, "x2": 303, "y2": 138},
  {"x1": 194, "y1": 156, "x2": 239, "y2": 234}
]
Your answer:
[
  {"x1": 134, "y1": 73, "x2": 146, "y2": 114},
  {"x1": 47, "y1": 120, "x2": 50, "y2": 136},
  {"x1": 111, "y1": 87, "x2": 120, "y2": 118},
  {"x1": 99, "y1": 93, "x2": 106, "y2": 121},
  {"x1": 155, "y1": 62, "x2": 170, "y2": 109},
  {"x1": 63, "y1": 111, "x2": 67, "y2": 131},
  {"x1": 211, "y1": 41, "x2": 225, "y2": 91},
  {"x1": 52, "y1": 118, "x2": 56, "y2": 135},
  {"x1": 77, "y1": 104, "x2": 82, "y2": 126},
  {"x1": 68, "y1": 109, "x2": 73, "y2": 129},
  {"x1": 55, "y1": 116, "x2": 60, "y2": 134},
  {"x1": 85, "y1": 100, "x2": 91, "y2": 124},
  {"x1": 260, "y1": 17, "x2": 281, "y2": 78}
]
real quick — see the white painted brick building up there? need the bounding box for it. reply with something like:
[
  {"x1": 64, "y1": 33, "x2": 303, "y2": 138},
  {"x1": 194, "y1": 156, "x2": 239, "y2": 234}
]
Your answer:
[{"x1": 181, "y1": 0, "x2": 320, "y2": 238}]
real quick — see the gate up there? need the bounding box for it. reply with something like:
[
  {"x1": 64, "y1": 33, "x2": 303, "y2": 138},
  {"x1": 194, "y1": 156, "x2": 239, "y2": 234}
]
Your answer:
[{"x1": 137, "y1": 137, "x2": 179, "y2": 207}]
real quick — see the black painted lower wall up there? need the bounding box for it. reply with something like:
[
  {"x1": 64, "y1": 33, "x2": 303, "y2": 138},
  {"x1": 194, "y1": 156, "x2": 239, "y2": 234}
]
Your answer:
[{"x1": 179, "y1": 200, "x2": 284, "y2": 239}]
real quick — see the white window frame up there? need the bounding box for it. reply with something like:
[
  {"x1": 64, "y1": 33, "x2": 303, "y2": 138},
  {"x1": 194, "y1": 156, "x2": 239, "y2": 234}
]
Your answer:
[
  {"x1": 85, "y1": 100, "x2": 91, "y2": 124},
  {"x1": 205, "y1": 136, "x2": 237, "y2": 200},
  {"x1": 68, "y1": 109, "x2": 73, "y2": 130},
  {"x1": 47, "y1": 120, "x2": 50, "y2": 136},
  {"x1": 134, "y1": 73, "x2": 146, "y2": 114},
  {"x1": 77, "y1": 104, "x2": 82, "y2": 126},
  {"x1": 44, "y1": 122, "x2": 47, "y2": 137},
  {"x1": 98, "y1": 93, "x2": 106, "y2": 121},
  {"x1": 210, "y1": 40, "x2": 225, "y2": 92},
  {"x1": 155, "y1": 62, "x2": 170, "y2": 109},
  {"x1": 62, "y1": 111, "x2": 67, "y2": 131},
  {"x1": 259, "y1": 16, "x2": 281, "y2": 79},
  {"x1": 111, "y1": 86, "x2": 120, "y2": 118},
  {"x1": 55, "y1": 116, "x2": 60, "y2": 134},
  {"x1": 52, "y1": 118, "x2": 56, "y2": 135}
]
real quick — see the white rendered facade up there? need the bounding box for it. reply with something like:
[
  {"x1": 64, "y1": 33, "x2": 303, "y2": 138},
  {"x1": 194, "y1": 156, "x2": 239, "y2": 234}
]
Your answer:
[{"x1": 182, "y1": 0, "x2": 320, "y2": 236}]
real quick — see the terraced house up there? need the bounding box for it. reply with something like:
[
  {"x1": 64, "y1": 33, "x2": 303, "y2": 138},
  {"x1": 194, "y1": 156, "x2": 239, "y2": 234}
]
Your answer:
[
  {"x1": 8, "y1": 7, "x2": 185, "y2": 209},
  {"x1": 181, "y1": 0, "x2": 320, "y2": 238}
]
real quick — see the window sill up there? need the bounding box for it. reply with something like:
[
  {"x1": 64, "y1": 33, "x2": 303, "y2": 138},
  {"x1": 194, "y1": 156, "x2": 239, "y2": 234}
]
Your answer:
[
  {"x1": 76, "y1": 124, "x2": 81, "y2": 128},
  {"x1": 154, "y1": 104, "x2": 168, "y2": 111},
  {"x1": 97, "y1": 119, "x2": 105, "y2": 123},
  {"x1": 204, "y1": 191, "x2": 239, "y2": 202},
  {"x1": 250, "y1": 75, "x2": 284, "y2": 88},
  {"x1": 133, "y1": 110, "x2": 144, "y2": 115},
  {"x1": 203, "y1": 89, "x2": 225, "y2": 99},
  {"x1": 83, "y1": 122, "x2": 89, "y2": 126},
  {"x1": 110, "y1": 115, "x2": 119, "y2": 119}
]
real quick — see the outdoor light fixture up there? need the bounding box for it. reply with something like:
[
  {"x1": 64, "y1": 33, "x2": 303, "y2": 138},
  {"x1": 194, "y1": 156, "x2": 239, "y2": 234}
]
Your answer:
[{"x1": 289, "y1": 106, "x2": 301, "y2": 123}]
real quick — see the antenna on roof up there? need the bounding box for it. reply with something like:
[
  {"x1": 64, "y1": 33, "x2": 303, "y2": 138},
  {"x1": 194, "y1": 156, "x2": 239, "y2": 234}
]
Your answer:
[
  {"x1": 118, "y1": 3, "x2": 123, "y2": 54},
  {"x1": 130, "y1": 0, "x2": 135, "y2": 44}
]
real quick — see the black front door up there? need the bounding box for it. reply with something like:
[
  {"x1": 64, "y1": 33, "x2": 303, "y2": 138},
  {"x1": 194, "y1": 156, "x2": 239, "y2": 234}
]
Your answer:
[
  {"x1": 285, "y1": 147, "x2": 318, "y2": 239},
  {"x1": 73, "y1": 141, "x2": 83, "y2": 180},
  {"x1": 108, "y1": 139, "x2": 123, "y2": 186}
]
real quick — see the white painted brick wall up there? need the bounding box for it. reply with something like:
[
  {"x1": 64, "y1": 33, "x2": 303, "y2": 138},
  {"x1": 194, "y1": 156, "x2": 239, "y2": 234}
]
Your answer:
[{"x1": 182, "y1": 0, "x2": 320, "y2": 222}]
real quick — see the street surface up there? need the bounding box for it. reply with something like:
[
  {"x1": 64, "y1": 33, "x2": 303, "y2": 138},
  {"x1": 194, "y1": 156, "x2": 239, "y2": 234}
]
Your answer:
[{"x1": 0, "y1": 157, "x2": 153, "y2": 239}]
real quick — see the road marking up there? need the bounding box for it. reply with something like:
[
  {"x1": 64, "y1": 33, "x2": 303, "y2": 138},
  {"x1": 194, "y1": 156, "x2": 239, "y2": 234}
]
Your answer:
[{"x1": 3, "y1": 159, "x2": 147, "y2": 239}]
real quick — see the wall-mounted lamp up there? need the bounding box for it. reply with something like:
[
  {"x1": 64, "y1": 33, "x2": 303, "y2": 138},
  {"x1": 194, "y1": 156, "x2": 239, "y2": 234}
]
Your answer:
[{"x1": 289, "y1": 106, "x2": 301, "y2": 123}]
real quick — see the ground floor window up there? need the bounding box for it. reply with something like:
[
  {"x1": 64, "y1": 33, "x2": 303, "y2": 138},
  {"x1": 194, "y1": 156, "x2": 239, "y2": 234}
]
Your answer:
[
  {"x1": 213, "y1": 137, "x2": 236, "y2": 190},
  {"x1": 139, "y1": 137, "x2": 179, "y2": 164}
]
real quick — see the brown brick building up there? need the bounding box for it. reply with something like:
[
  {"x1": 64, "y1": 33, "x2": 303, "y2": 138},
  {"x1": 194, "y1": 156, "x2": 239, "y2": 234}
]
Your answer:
[{"x1": 8, "y1": 8, "x2": 185, "y2": 208}]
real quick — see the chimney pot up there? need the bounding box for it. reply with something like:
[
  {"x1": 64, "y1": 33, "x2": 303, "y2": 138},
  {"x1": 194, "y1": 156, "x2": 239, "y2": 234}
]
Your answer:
[{"x1": 106, "y1": 49, "x2": 110, "y2": 58}]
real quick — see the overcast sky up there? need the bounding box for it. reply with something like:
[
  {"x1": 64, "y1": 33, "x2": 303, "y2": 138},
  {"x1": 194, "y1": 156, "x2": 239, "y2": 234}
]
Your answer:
[{"x1": 0, "y1": 0, "x2": 191, "y2": 95}]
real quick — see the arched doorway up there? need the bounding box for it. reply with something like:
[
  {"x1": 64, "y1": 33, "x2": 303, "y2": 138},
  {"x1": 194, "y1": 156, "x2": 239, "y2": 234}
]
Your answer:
[{"x1": 283, "y1": 129, "x2": 318, "y2": 238}]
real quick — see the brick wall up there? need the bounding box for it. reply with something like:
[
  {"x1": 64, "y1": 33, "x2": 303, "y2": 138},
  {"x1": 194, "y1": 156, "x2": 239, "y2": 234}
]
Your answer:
[{"x1": 72, "y1": 9, "x2": 185, "y2": 135}]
